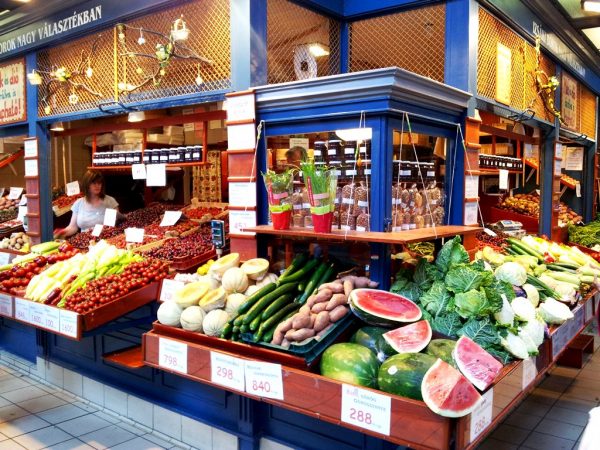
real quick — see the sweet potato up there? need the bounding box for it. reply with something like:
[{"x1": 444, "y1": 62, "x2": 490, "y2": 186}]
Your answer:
[
  {"x1": 311, "y1": 302, "x2": 328, "y2": 314},
  {"x1": 326, "y1": 293, "x2": 348, "y2": 311},
  {"x1": 306, "y1": 294, "x2": 317, "y2": 308},
  {"x1": 280, "y1": 338, "x2": 291, "y2": 349},
  {"x1": 329, "y1": 305, "x2": 348, "y2": 322},
  {"x1": 313, "y1": 288, "x2": 333, "y2": 304},
  {"x1": 309, "y1": 313, "x2": 316, "y2": 328},
  {"x1": 343, "y1": 279, "x2": 354, "y2": 297},
  {"x1": 314, "y1": 311, "x2": 330, "y2": 332},
  {"x1": 292, "y1": 312, "x2": 311, "y2": 329},
  {"x1": 278, "y1": 317, "x2": 294, "y2": 333},
  {"x1": 353, "y1": 277, "x2": 373, "y2": 289},
  {"x1": 318, "y1": 282, "x2": 344, "y2": 294},
  {"x1": 299, "y1": 305, "x2": 311, "y2": 315},
  {"x1": 288, "y1": 328, "x2": 315, "y2": 342},
  {"x1": 284, "y1": 328, "x2": 297, "y2": 340},
  {"x1": 316, "y1": 324, "x2": 333, "y2": 338},
  {"x1": 272, "y1": 329, "x2": 284, "y2": 345}
]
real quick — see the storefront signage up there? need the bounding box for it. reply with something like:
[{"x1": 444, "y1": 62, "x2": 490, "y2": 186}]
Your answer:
[
  {"x1": 469, "y1": 388, "x2": 493, "y2": 443},
  {"x1": 158, "y1": 337, "x2": 188, "y2": 374},
  {"x1": 341, "y1": 384, "x2": 391, "y2": 436},
  {"x1": 0, "y1": 59, "x2": 25, "y2": 125},
  {"x1": 533, "y1": 22, "x2": 585, "y2": 78},
  {"x1": 561, "y1": 73, "x2": 578, "y2": 130},
  {"x1": 564, "y1": 147, "x2": 583, "y2": 171},
  {"x1": 210, "y1": 351, "x2": 245, "y2": 392},
  {"x1": 226, "y1": 94, "x2": 255, "y2": 122},
  {"x1": 244, "y1": 361, "x2": 284, "y2": 400},
  {"x1": 521, "y1": 356, "x2": 537, "y2": 390},
  {"x1": 495, "y1": 43, "x2": 511, "y2": 105}
]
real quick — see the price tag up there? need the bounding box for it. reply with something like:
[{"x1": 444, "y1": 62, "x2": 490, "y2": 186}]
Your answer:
[
  {"x1": 158, "y1": 338, "x2": 187, "y2": 374},
  {"x1": 66, "y1": 181, "x2": 80, "y2": 196},
  {"x1": 535, "y1": 189, "x2": 541, "y2": 196},
  {"x1": 341, "y1": 384, "x2": 391, "y2": 436},
  {"x1": 146, "y1": 164, "x2": 166, "y2": 187},
  {"x1": 576, "y1": 182, "x2": 581, "y2": 198},
  {"x1": 29, "y1": 303, "x2": 45, "y2": 328},
  {"x1": 7, "y1": 187, "x2": 23, "y2": 200},
  {"x1": 483, "y1": 228, "x2": 497, "y2": 237},
  {"x1": 131, "y1": 164, "x2": 147, "y2": 180},
  {"x1": 24, "y1": 139, "x2": 38, "y2": 158},
  {"x1": 159, "y1": 279, "x2": 185, "y2": 302},
  {"x1": 24, "y1": 159, "x2": 38, "y2": 177},
  {"x1": 469, "y1": 388, "x2": 493, "y2": 443},
  {"x1": 14, "y1": 297, "x2": 31, "y2": 323},
  {"x1": 91, "y1": 224, "x2": 103, "y2": 237},
  {"x1": 44, "y1": 306, "x2": 60, "y2": 333},
  {"x1": 160, "y1": 211, "x2": 182, "y2": 227},
  {"x1": 210, "y1": 352, "x2": 245, "y2": 391},
  {"x1": 0, "y1": 293, "x2": 12, "y2": 317},
  {"x1": 522, "y1": 356, "x2": 537, "y2": 390},
  {"x1": 125, "y1": 227, "x2": 145, "y2": 243},
  {"x1": 244, "y1": 361, "x2": 284, "y2": 400},
  {"x1": 59, "y1": 309, "x2": 79, "y2": 338},
  {"x1": 19, "y1": 196, "x2": 27, "y2": 206},
  {"x1": 103, "y1": 208, "x2": 117, "y2": 226},
  {"x1": 17, "y1": 205, "x2": 27, "y2": 222},
  {"x1": 499, "y1": 169, "x2": 509, "y2": 190},
  {"x1": 0, "y1": 252, "x2": 10, "y2": 265}
]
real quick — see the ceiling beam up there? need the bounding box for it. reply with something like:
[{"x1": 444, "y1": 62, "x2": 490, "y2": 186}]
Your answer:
[{"x1": 572, "y1": 16, "x2": 600, "y2": 29}]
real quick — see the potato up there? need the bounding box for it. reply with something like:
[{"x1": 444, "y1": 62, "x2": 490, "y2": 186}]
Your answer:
[
  {"x1": 292, "y1": 312, "x2": 311, "y2": 329},
  {"x1": 329, "y1": 305, "x2": 348, "y2": 322},
  {"x1": 314, "y1": 311, "x2": 330, "y2": 332},
  {"x1": 288, "y1": 328, "x2": 315, "y2": 342},
  {"x1": 325, "y1": 293, "x2": 348, "y2": 311}
]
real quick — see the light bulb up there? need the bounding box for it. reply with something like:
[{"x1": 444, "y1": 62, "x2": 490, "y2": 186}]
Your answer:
[
  {"x1": 135, "y1": 67, "x2": 143, "y2": 75},
  {"x1": 159, "y1": 68, "x2": 166, "y2": 76},
  {"x1": 44, "y1": 105, "x2": 51, "y2": 114},
  {"x1": 68, "y1": 92, "x2": 79, "y2": 104},
  {"x1": 137, "y1": 32, "x2": 146, "y2": 45},
  {"x1": 195, "y1": 75, "x2": 203, "y2": 86},
  {"x1": 118, "y1": 32, "x2": 125, "y2": 40},
  {"x1": 117, "y1": 82, "x2": 126, "y2": 91},
  {"x1": 85, "y1": 67, "x2": 93, "y2": 78}
]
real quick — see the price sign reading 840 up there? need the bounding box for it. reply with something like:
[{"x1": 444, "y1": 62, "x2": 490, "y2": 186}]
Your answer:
[
  {"x1": 158, "y1": 338, "x2": 187, "y2": 374},
  {"x1": 244, "y1": 361, "x2": 283, "y2": 400}
]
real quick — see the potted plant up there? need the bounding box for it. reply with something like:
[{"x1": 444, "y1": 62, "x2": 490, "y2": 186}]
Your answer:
[
  {"x1": 262, "y1": 169, "x2": 294, "y2": 230},
  {"x1": 301, "y1": 161, "x2": 337, "y2": 233}
]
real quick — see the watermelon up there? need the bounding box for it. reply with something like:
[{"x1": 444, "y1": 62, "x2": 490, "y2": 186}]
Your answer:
[
  {"x1": 351, "y1": 327, "x2": 396, "y2": 362},
  {"x1": 349, "y1": 289, "x2": 422, "y2": 327},
  {"x1": 382, "y1": 320, "x2": 432, "y2": 353},
  {"x1": 421, "y1": 359, "x2": 481, "y2": 417},
  {"x1": 426, "y1": 339, "x2": 457, "y2": 367},
  {"x1": 320, "y1": 343, "x2": 380, "y2": 388},
  {"x1": 453, "y1": 336, "x2": 503, "y2": 391},
  {"x1": 377, "y1": 353, "x2": 436, "y2": 400}
]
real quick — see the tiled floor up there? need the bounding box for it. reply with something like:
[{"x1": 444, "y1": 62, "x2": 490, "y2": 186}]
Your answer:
[{"x1": 0, "y1": 366, "x2": 185, "y2": 450}]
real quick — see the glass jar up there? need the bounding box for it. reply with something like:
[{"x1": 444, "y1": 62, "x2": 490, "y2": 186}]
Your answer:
[
  {"x1": 169, "y1": 148, "x2": 180, "y2": 164},
  {"x1": 159, "y1": 148, "x2": 169, "y2": 164},
  {"x1": 192, "y1": 145, "x2": 202, "y2": 162},
  {"x1": 327, "y1": 139, "x2": 342, "y2": 160},
  {"x1": 150, "y1": 149, "x2": 160, "y2": 164},
  {"x1": 313, "y1": 141, "x2": 327, "y2": 162}
]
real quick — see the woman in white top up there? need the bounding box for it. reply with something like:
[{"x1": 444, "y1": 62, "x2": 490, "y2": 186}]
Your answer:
[{"x1": 54, "y1": 170, "x2": 121, "y2": 238}]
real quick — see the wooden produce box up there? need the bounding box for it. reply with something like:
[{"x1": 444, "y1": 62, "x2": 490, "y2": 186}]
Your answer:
[{"x1": 488, "y1": 208, "x2": 538, "y2": 233}]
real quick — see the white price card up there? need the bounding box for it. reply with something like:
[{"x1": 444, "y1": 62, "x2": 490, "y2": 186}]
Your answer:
[
  {"x1": 7, "y1": 187, "x2": 23, "y2": 200},
  {"x1": 465, "y1": 175, "x2": 479, "y2": 199},
  {"x1": 24, "y1": 159, "x2": 38, "y2": 177},
  {"x1": 210, "y1": 351, "x2": 245, "y2": 391},
  {"x1": 125, "y1": 227, "x2": 145, "y2": 243},
  {"x1": 103, "y1": 208, "x2": 117, "y2": 226},
  {"x1": 555, "y1": 143, "x2": 563, "y2": 159},
  {"x1": 229, "y1": 182, "x2": 257, "y2": 207},
  {"x1": 576, "y1": 182, "x2": 581, "y2": 198},
  {"x1": 469, "y1": 388, "x2": 494, "y2": 443},
  {"x1": 341, "y1": 384, "x2": 391, "y2": 436},
  {"x1": 522, "y1": 356, "x2": 537, "y2": 390},
  {"x1": 19, "y1": 195, "x2": 27, "y2": 206},
  {"x1": 91, "y1": 224, "x2": 103, "y2": 237},
  {"x1": 0, "y1": 252, "x2": 10, "y2": 265},
  {"x1": 0, "y1": 293, "x2": 12, "y2": 317},
  {"x1": 17, "y1": 206, "x2": 27, "y2": 222},
  {"x1": 59, "y1": 309, "x2": 79, "y2": 338},
  {"x1": 66, "y1": 181, "x2": 80, "y2": 196},
  {"x1": 499, "y1": 169, "x2": 509, "y2": 190},
  {"x1": 146, "y1": 164, "x2": 166, "y2": 187},
  {"x1": 244, "y1": 361, "x2": 284, "y2": 400},
  {"x1": 29, "y1": 303, "x2": 45, "y2": 328},
  {"x1": 159, "y1": 279, "x2": 185, "y2": 302},
  {"x1": 158, "y1": 338, "x2": 188, "y2": 374},
  {"x1": 160, "y1": 211, "x2": 182, "y2": 227},
  {"x1": 226, "y1": 94, "x2": 255, "y2": 122},
  {"x1": 14, "y1": 297, "x2": 31, "y2": 323},
  {"x1": 131, "y1": 163, "x2": 147, "y2": 180},
  {"x1": 229, "y1": 210, "x2": 257, "y2": 236},
  {"x1": 483, "y1": 228, "x2": 497, "y2": 237},
  {"x1": 44, "y1": 306, "x2": 60, "y2": 333},
  {"x1": 24, "y1": 139, "x2": 38, "y2": 158},
  {"x1": 227, "y1": 123, "x2": 256, "y2": 150}
]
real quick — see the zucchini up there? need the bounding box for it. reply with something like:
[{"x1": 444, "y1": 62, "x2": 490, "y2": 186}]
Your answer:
[
  {"x1": 233, "y1": 314, "x2": 246, "y2": 327},
  {"x1": 240, "y1": 323, "x2": 249, "y2": 333},
  {"x1": 220, "y1": 322, "x2": 233, "y2": 339},
  {"x1": 249, "y1": 314, "x2": 262, "y2": 331},
  {"x1": 546, "y1": 264, "x2": 577, "y2": 274},
  {"x1": 261, "y1": 293, "x2": 294, "y2": 320},
  {"x1": 278, "y1": 259, "x2": 319, "y2": 284},
  {"x1": 262, "y1": 309, "x2": 298, "y2": 343},
  {"x1": 242, "y1": 282, "x2": 298, "y2": 325},
  {"x1": 297, "y1": 261, "x2": 329, "y2": 304},
  {"x1": 507, "y1": 238, "x2": 544, "y2": 260},
  {"x1": 254, "y1": 303, "x2": 299, "y2": 342},
  {"x1": 237, "y1": 282, "x2": 277, "y2": 315},
  {"x1": 278, "y1": 253, "x2": 308, "y2": 282}
]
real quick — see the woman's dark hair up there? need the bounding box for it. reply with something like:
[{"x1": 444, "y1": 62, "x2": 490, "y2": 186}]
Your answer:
[{"x1": 82, "y1": 169, "x2": 105, "y2": 200}]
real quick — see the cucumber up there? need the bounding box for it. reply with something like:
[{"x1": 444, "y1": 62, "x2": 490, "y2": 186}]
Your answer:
[
  {"x1": 233, "y1": 314, "x2": 246, "y2": 327},
  {"x1": 546, "y1": 264, "x2": 576, "y2": 273},
  {"x1": 278, "y1": 253, "x2": 308, "y2": 282},
  {"x1": 240, "y1": 323, "x2": 249, "y2": 333},
  {"x1": 232, "y1": 325, "x2": 240, "y2": 334},
  {"x1": 255, "y1": 303, "x2": 299, "y2": 342},
  {"x1": 220, "y1": 322, "x2": 233, "y2": 339},
  {"x1": 262, "y1": 309, "x2": 297, "y2": 343},
  {"x1": 278, "y1": 259, "x2": 319, "y2": 284},
  {"x1": 260, "y1": 293, "x2": 294, "y2": 320},
  {"x1": 249, "y1": 314, "x2": 262, "y2": 331},
  {"x1": 237, "y1": 282, "x2": 277, "y2": 315},
  {"x1": 507, "y1": 238, "x2": 543, "y2": 259},
  {"x1": 297, "y1": 261, "x2": 329, "y2": 304},
  {"x1": 242, "y1": 282, "x2": 298, "y2": 325}
]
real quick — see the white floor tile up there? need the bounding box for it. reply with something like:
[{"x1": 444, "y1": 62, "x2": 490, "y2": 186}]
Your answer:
[
  {"x1": 42, "y1": 438, "x2": 95, "y2": 450},
  {"x1": 0, "y1": 431, "x2": 6, "y2": 442},
  {"x1": 90, "y1": 412, "x2": 117, "y2": 425},
  {"x1": 143, "y1": 433, "x2": 173, "y2": 448},
  {"x1": 127, "y1": 396, "x2": 153, "y2": 429},
  {"x1": 0, "y1": 404, "x2": 30, "y2": 424},
  {"x1": 113, "y1": 422, "x2": 145, "y2": 436},
  {"x1": 103, "y1": 386, "x2": 126, "y2": 417},
  {"x1": 12, "y1": 426, "x2": 72, "y2": 450},
  {"x1": 81, "y1": 379, "x2": 103, "y2": 408},
  {"x1": 181, "y1": 416, "x2": 212, "y2": 450},
  {"x1": 0, "y1": 398, "x2": 10, "y2": 409},
  {"x1": 78, "y1": 424, "x2": 136, "y2": 450},
  {"x1": 56, "y1": 415, "x2": 111, "y2": 437},
  {"x1": 153, "y1": 406, "x2": 181, "y2": 441},
  {"x1": 70, "y1": 403, "x2": 98, "y2": 414},
  {"x1": 0, "y1": 377, "x2": 30, "y2": 394},
  {"x1": 1, "y1": 386, "x2": 49, "y2": 404},
  {"x1": 37, "y1": 405, "x2": 89, "y2": 425},
  {"x1": 0, "y1": 440, "x2": 26, "y2": 449},
  {"x1": 0, "y1": 415, "x2": 50, "y2": 438},
  {"x1": 109, "y1": 436, "x2": 167, "y2": 450},
  {"x1": 19, "y1": 396, "x2": 68, "y2": 414}
]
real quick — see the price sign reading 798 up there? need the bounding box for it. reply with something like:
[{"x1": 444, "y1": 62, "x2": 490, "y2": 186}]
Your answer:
[{"x1": 158, "y1": 338, "x2": 187, "y2": 374}]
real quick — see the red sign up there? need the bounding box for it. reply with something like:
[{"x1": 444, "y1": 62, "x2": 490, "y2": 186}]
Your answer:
[{"x1": 0, "y1": 58, "x2": 26, "y2": 125}]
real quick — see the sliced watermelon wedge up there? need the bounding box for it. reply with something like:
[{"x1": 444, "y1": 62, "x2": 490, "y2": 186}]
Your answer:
[
  {"x1": 421, "y1": 359, "x2": 482, "y2": 418},
  {"x1": 383, "y1": 320, "x2": 432, "y2": 353},
  {"x1": 453, "y1": 336, "x2": 503, "y2": 391},
  {"x1": 349, "y1": 289, "x2": 422, "y2": 327}
]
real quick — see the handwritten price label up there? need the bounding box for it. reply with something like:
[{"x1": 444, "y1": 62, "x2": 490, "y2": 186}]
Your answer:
[
  {"x1": 103, "y1": 208, "x2": 117, "y2": 227},
  {"x1": 210, "y1": 352, "x2": 245, "y2": 391},
  {"x1": 0, "y1": 293, "x2": 13, "y2": 317},
  {"x1": 7, "y1": 187, "x2": 23, "y2": 200},
  {"x1": 44, "y1": 306, "x2": 60, "y2": 333},
  {"x1": 522, "y1": 357, "x2": 537, "y2": 390},
  {"x1": 158, "y1": 338, "x2": 187, "y2": 374},
  {"x1": 29, "y1": 303, "x2": 45, "y2": 327},
  {"x1": 91, "y1": 224, "x2": 103, "y2": 237},
  {"x1": 469, "y1": 388, "x2": 493, "y2": 443},
  {"x1": 244, "y1": 361, "x2": 283, "y2": 400},
  {"x1": 14, "y1": 297, "x2": 31, "y2": 323},
  {"x1": 59, "y1": 309, "x2": 79, "y2": 338},
  {"x1": 341, "y1": 384, "x2": 391, "y2": 436},
  {"x1": 160, "y1": 211, "x2": 182, "y2": 227},
  {"x1": 131, "y1": 163, "x2": 147, "y2": 180},
  {"x1": 159, "y1": 279, "x2": 185, "y2": 302},
  {"x1": 66, "y1": 181, "x2": 80, "y2": 196}
]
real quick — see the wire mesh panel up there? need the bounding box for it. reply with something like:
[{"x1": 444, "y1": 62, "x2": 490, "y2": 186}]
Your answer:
[
  {"x1": 478, "y1": 8, "x2": 556, "y2": 123},
  {"x1": 267, "y1": 0, "x2": 340, "y2": 85},
  {"x1": 37, "y1": 0, "x2": 231, "y2": 117},
  {"x1": 348, "y1": 4, "x2": 446, "y2": 82},
  {"x1": 580, "y1": 84, "x2": 597, "y2": 140}
]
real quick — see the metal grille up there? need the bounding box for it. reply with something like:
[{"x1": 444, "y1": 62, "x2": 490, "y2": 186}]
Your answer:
[
  {"x1": 38, "y1": 0, "x2": 231, "y2": 117},
  {"x1": 267, "y1": 0, "x2": 341, "y2": 85},
  {"x1": 349, "y1": 4, "x2": 446, "y2": 82},
  {"x1": 478, "y1": 8, "x2": 556, "y2": 122},
  {"x1": 580, "y1": 84, "x2": 597, "y2": 140}
]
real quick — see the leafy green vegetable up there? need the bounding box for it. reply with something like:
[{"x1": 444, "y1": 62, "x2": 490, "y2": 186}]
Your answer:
[
  {"x1": 390, "y1": 269, "x2": 422, "y2": 301},
  {"x1": 420, "y1": 281, "x2": 453, "y2": 318},
  {"x1": 431, "y1": 312, "x2": 462, "y2": 338},
  {"x1": 413, "y1": 258, "x2": 442, "y2": 291},
  {"x1": 435, "y1": 236, "x2": 469, "y2": 274},
  {"x1": 484, "y1": 279, "x2": 515, "y2": 310},
  {"x1": 445, "y1": 264, "x2": 494, "y2": 294},
  {"x1": 458, "y1": 318, "x2": 501, "y2": 348},
  {"x1": 485, "y1": 347, "x2": 513, "y2": 365},
  {"x1": 454, "y1": 289, "x2": 491, "y2": 318},
  {"x1": 568, "y1": 218, "x2": 600, "y2": 247}
]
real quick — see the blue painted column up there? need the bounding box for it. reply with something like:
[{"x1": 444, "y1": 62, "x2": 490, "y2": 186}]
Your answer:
[
  {"x1": 230, "y1": 0, "x2": 267, "y2": 90},
  {"x1": 339, "y1": 21, "x2": 350, "y2": 73},
  {"x1": 582, "y1": 141, "x2": 595, "y2": 223}
]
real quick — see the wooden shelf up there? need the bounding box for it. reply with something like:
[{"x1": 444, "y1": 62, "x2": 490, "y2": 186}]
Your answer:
[
  {"x1": 467, "y1": 168, "x2": 521, "y2": 175},
  {"x1": 243, "y1": 225, "x2": 481, "y2": 244},
  {"x1": 560, "y1": 177, "x2": 578, "y2": 189},
  {"x1": 88, "y1": 162, "x2": 209, "y2": 171},
  {"x1": 103, "y1": 346, "x2": 145, "y2": 369},
  {"x1": 525, "y1": 159, "x2": 539, "y2": 170}
]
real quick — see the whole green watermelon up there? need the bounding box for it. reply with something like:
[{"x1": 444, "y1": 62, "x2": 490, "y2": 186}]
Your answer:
[
  {"x1": 378, "y1": 353, "x2": 436, "y2": 400},
  {"x1": 350, "y1": 327, "x2": 397, "y2": 363},
  {"x1": 320, "y1": 343, "x2": 380, "y2": 388},
  {"x1": 425, "y1": 339, "x2": 457, "y2": 367}
]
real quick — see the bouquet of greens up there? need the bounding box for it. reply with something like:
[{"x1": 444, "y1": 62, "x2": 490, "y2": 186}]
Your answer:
[
  {"x1": 262, "y1": 169, "x2": 294, "y2": 213},
  {"x1": 300, "y1": 161, "x2": 337, "y2": 215}
]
